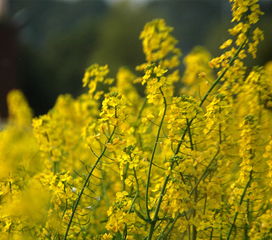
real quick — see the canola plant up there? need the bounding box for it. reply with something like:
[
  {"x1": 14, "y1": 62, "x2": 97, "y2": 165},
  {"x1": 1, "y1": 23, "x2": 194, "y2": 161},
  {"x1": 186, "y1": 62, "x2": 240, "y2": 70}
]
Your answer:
[{"x1": 1, "y1": 0, "x2": 271, "y2": 239}]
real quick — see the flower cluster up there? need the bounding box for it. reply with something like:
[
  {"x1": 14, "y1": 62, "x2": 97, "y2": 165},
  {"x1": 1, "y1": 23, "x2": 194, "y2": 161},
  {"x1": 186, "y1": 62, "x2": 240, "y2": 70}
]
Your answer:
[{"x1": 139, "y1": 18, "x2": 181, "y2": 68}]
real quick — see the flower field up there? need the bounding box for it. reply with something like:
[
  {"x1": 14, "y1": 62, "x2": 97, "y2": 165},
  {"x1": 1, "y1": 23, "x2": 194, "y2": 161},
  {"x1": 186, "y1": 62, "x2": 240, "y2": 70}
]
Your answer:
[{"x1": 1, "y1": 0, "x2": 272, "y2": 239}]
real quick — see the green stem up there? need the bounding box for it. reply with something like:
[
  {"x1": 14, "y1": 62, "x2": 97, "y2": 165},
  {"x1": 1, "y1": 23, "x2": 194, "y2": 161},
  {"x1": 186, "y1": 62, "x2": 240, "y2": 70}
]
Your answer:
[
  {"x1": 244, "y1": 199, "x2": 250, "y2": 240},
  {"x1": 63, "y1": 127, "x2": 116, "y2": 240},
  {"x1": 199, "y1": 39, "x2": 247, "y2": 107},
  {"x1": 122, "y1": 163, "x2": 129, "y2": 191},
  {"x1": 226, "y1": 170, "x2": 253, "y2": 240},
  {"x1": 186, "y1": 118, "x2": 194, "y2": 151},
  {"x1": 158, "y1": 214, "x2": 180, "y2": 240},
  {"x1": 188, "y1": 224, "x2": 191, "y2": 240},
  {"x1": 147, "y1": 222, "x2": 156, "y2": 240},
  {"x1": 145, "y1": 87, "x2": 167, "y2": 221},
  {"x1": 186, "y1": 119, "x2": 197, "y2": 240},
  {"x1": 189, "y1": 149, "x2": 220, "y2": 196},
  {"x1": 210, "y1": 228, "x2": 214, "y2": 240}
]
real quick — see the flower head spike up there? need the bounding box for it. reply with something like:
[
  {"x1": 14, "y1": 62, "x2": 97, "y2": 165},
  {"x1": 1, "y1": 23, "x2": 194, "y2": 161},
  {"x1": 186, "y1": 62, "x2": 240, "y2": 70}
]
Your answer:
[
  {"x1": 7, "y1": 90, "x2": 33, "y2": 127},
  {"x1": 140, "y1": 19, "x2": 181, "y2": 68},
  {"x1": 82, "y1": 64, "x2": 113, "y2": 98}
]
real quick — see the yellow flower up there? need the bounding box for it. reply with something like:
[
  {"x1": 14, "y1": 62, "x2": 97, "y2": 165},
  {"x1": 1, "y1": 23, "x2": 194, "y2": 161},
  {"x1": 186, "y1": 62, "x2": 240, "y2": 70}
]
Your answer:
[
  {"x1": 220, "y1": 39, "x2": 233, "y2": 49},
  {"x1": 102, "y1": 233, "x2": 113, "y2": 240}
]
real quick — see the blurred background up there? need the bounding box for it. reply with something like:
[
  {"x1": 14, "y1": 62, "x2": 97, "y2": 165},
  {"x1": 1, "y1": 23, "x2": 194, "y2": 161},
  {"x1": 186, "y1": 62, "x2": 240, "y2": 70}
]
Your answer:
[{"x1": 0, "y1": 0, "x2": 272, "y2": 118}]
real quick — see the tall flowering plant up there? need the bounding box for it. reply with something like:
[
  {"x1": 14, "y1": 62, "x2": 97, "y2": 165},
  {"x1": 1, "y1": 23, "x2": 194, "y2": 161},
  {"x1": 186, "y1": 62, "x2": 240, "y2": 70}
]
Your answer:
[{"x1": 0, "y1": 1, "x2": 271, "y2": 239}]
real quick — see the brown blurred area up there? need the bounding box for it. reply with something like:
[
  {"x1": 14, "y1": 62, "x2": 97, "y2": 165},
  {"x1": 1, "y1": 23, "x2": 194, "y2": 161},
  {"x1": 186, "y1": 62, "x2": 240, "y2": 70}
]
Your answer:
[{"x1": 0, "y1": 0, "x2": 19, "y2": 119}]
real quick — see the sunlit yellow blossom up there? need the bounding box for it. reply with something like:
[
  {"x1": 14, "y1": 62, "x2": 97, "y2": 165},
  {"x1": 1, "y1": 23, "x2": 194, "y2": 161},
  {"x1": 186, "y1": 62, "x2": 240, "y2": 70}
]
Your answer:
[
  {"x1": 139, "y1": 18, "x2": 181, "y2": 68},
  {"x1": 82, "y1": 64, "x2": 113, "y2": 98}
]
